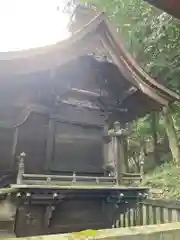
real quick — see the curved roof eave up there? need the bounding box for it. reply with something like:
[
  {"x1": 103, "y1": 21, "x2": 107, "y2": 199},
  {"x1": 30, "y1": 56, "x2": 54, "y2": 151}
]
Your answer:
[
  {"x1": 0, "y1": 12, "x2": 179, "y2": 106},
  {"x1": 98, "y1": 16, "x2": 180, "y2": 104},
  {"x1": 0, "y1": 14, "x2": 103, "y2": 75}
]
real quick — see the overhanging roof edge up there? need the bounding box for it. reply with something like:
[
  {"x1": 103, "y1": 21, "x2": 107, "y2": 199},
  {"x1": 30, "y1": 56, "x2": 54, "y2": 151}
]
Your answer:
[
  {"x1": 0, "y1": 11, "x2": 179, "y2": 105},
  {"x1": 97, "y1": 16, "x2": 179, "y2": 103}
]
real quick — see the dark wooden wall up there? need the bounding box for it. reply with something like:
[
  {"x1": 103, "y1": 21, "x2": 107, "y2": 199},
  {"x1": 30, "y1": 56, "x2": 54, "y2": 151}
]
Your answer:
[
  {"x1": 0, "y1": 128, "x2": 14, "y2": 174},
  {"x1": 0, "y1": 57, "x2": 113, "y2": 182},
  {"x1": 15, "y1": 113, "x2": 48, "y2": 174}
]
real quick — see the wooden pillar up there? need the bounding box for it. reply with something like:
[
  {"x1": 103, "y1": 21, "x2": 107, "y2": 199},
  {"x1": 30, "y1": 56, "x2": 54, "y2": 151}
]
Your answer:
[
  {"x1": 123, "y1": 137, "x2": 129, "y2": 172},
  {"x1": 121, "y1": 122, "x2": 129, "y2": 172},
  {"x1": 103, "y1": 123, "x2": 115, "y2": 176},
  {"x1": 45, "y1": 119, "x2": 55, "y2": 171},
  {"x1": 114, "y1": 122, "x2": 126, "y2": 185}
]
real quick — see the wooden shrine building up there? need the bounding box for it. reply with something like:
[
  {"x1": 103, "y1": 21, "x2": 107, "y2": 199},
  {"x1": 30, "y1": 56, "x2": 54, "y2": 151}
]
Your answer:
[{"x1": 0, "y1": 9, "x2": 179, "y2": 237}]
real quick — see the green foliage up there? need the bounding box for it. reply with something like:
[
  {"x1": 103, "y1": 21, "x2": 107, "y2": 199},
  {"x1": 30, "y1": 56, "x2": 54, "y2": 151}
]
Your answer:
[
  {"x1": 84, "y1": 0, "x2": 180, "y2": 167},
  {"x1": 142, "y1": 162, "x2": 180, "y2": 199}
]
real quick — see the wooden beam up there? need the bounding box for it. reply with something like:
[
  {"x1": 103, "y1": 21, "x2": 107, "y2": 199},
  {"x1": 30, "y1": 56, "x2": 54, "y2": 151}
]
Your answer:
[
  {"x1": 70, "y1": 88, "x2": 104, "y2": 97},
  {"x1": 58, "y1": 99, "x2": 101, "y2": 111}
]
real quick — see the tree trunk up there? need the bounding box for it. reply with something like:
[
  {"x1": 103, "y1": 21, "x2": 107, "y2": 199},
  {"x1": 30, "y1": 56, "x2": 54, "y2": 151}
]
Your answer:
[
  {"x1": 151, "y1": 112, "x2": 159, "y2": 164},
  {"x1": 162, "y1": 106, "x2": 180, "y2": 165}
]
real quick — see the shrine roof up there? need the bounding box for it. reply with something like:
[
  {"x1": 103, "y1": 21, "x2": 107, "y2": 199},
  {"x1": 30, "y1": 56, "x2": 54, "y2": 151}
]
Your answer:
[{"x1": 0, "y1": 13, "x2": 179, "y2": 123}]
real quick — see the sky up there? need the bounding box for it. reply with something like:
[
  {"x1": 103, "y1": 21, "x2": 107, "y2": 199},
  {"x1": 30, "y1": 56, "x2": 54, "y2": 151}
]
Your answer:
[{"x1": 0, "y1": 0, "x2": 70, "y2": 52}]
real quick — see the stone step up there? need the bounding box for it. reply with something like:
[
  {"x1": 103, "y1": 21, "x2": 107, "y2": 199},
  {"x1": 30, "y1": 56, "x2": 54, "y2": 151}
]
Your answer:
[
  {"x1": 0, "y1": 220, "x2": 14, "y2": 231},
  {"x1": 0, "y1": 230, "x2": 15, "y2": 238},
  {"x1": 0, "y1": 220, "x2": 15, "y2": 238}
]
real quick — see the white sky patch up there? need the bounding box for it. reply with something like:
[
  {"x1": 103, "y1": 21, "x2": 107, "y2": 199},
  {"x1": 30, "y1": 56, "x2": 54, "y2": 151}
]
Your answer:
[{"x1": 0, "y1": 0, "x2": 70, "y2": 52}]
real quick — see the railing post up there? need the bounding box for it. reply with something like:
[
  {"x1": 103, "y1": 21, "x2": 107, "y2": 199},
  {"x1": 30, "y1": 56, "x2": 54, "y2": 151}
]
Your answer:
[{"x1": 17, "y1": 152, "x2": 26, "y2": 184}]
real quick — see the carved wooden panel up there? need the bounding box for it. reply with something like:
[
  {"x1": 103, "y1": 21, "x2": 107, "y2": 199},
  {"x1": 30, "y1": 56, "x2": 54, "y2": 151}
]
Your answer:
[{"x1": 15, "y1": 205, "x2": 45, "y2": 237}]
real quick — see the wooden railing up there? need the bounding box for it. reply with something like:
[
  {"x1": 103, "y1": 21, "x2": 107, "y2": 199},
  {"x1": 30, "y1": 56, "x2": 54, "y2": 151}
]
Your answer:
[
  {"x1": 16, "y1": 152, "x2": 142, "y2": 186},
  {"x1": 115, "y1": 199, "x2": 180, "y2": 228}
]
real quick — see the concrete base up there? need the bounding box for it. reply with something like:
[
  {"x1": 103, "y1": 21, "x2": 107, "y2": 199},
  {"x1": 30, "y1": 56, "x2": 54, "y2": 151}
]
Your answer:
[{"x1": 2, "y1": 222, "x2": 180, "y2": 239}]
